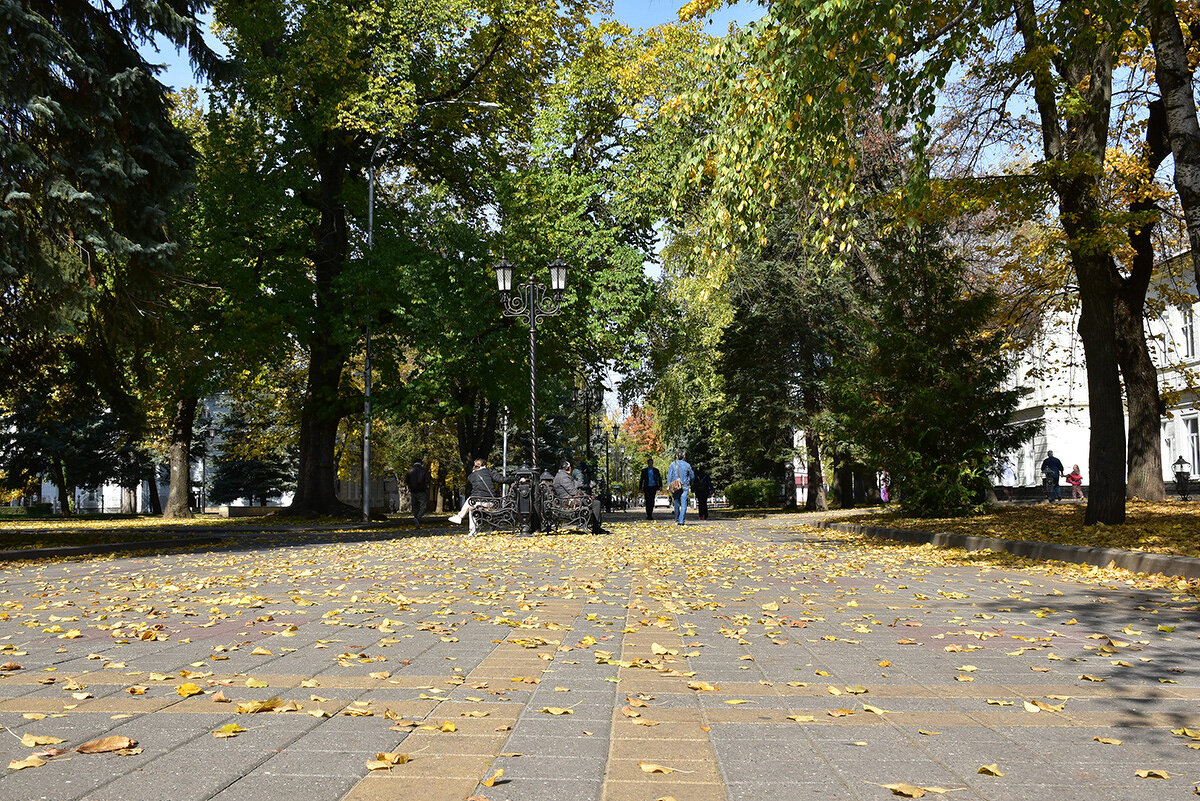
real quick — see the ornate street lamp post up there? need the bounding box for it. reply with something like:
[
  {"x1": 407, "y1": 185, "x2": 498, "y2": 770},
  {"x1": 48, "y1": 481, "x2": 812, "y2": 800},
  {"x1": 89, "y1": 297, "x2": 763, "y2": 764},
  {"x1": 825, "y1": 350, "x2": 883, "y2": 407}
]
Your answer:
[
  {"x1": 1174, "y1": 455, "x2": 1192, "y2": 501},
  {"x1": 494, "y1": 257, "x2": 567, "y2": 473}
]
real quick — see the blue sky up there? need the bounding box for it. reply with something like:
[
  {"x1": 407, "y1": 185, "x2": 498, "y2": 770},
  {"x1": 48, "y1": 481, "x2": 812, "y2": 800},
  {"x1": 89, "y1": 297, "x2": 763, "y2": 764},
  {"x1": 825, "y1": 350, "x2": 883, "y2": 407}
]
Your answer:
[{"x1": 146, "y1": 1, "x2": 765, "y2": 93}]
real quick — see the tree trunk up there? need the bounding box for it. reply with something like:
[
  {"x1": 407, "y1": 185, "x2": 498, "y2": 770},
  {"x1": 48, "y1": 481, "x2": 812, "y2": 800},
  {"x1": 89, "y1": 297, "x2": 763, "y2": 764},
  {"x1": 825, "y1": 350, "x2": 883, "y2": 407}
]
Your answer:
[
  {"x1": 835, "y1": 458, "x2": 855, "y2": 509},
  {"x1": 453, "y1": 382, "x2": 498, "y2": 477},
  {"x1": 52, "y1": 459, "x2": 72, "y2": 516},
  {"x1": 121, "y1": 486, "x2": 136, "y2": 514},
  {"x1": 804, "y1": 428, "x2": 827, "y2": 512},
  {"x1": 1015, "y1": 0, "x2": 1125, "y2": 523},
  {"x1": 145, "y1": 464, "x2": 163, "y2": 515},
  {"x1": 164, "y1": 395, "x2": 197, "y2": 519},
  {"x1": 1116, "y1": 99, "x2": 1170, "y2": 501},
  {"x1": 289, "y1": 135, "x2": 355, "y2": 517},
  {"x1": 290, "y1": 358, "x2": 353, "y2": 516},
  {"x1": 1143, "y1": 0, "x2": 1200, "y2": 292}
]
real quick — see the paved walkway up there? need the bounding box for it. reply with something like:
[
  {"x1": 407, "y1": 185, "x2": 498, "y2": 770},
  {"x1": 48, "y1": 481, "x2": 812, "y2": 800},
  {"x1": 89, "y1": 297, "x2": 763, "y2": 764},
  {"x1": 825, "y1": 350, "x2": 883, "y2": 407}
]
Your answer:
[{"x1": 0, "y1": 512, "x2": 1196, "y2": 800}]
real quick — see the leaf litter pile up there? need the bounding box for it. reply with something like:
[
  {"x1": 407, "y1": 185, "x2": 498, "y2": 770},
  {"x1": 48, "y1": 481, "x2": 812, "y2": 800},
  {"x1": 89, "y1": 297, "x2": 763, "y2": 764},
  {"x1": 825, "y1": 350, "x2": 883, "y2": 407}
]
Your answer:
[{"x1": 0, "y1": 514, "x2": 1196, "y2": 798}]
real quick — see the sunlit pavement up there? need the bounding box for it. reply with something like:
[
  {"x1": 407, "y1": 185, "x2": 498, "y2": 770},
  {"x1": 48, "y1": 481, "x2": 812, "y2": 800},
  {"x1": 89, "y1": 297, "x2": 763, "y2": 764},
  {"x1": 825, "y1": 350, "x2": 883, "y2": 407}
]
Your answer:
[{"x1": 0, "y1": 512, "x2": 1196, "y2": 800}]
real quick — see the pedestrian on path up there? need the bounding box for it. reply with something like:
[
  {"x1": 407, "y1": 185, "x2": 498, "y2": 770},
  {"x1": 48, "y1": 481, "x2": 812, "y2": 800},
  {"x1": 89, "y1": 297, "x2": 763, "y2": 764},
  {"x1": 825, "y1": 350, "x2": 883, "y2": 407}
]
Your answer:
[
  {"x1": 403, "y1": 458, "x2": 430, "y2": 524},
  {"x1": 1000, "y1": 460, "x2": 1017, "y2": 501},
  {"x1": 879, "y1": 471, "x2": 890, "y2": 503},
  {"x1": 666, "y1": 450, "x2": 694, "y2": 526},
  {"x1": 692, "y1": 466, "x2": 713, "y2": 520},
  {"x1": 638, "y1": 457, "x2": 662, "y2": 520},
  {"x1": 1041, "y1": 450, "x2": 1065, "y2": 502},
  {"x1": 1067, "y1": 464, "x2": 1084, "y2": 500},
  {"x1": 449, "y1": 458, "x2": 513, "y2": 535}
]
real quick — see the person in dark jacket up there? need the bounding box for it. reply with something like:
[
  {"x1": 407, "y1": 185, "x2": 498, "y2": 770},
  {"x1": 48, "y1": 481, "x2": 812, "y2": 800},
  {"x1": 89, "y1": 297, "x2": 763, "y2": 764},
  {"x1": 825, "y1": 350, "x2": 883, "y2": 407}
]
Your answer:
[
  {"x1": 638, "y1": 457, "x2": 662, "y2": 520},
  {"x1": 449, "y1": 458, "x2": 513, "y2": 535},
  {"x1": 1040, "y1": 450, "x2": 1065, "y2": 503},
  {"x1": 692, "y1": 467, "x2": 713, "y2": 521},
  {"x1": 403, "y1": 458, "x2": 430, "y2": 524},
  {"x1": 553, "y1": 459, "x2": 604, "y2": 534}
]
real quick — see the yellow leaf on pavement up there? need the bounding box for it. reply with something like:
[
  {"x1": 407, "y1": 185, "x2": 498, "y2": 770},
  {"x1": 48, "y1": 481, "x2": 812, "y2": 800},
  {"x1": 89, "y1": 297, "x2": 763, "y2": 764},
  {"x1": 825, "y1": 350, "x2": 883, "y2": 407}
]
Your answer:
[
  {"x1": 7, "y1": 756, "x2": 45, "y2": 771},
  {"x1": 978, "y1": 764, "x2": 1004, "y2": 777},
  {"x1": 177, "y1": 682, "x2": 202, "y2": 697},
  {"x1": 481, "y1": 768, "x2": 503, "y2": 787}
]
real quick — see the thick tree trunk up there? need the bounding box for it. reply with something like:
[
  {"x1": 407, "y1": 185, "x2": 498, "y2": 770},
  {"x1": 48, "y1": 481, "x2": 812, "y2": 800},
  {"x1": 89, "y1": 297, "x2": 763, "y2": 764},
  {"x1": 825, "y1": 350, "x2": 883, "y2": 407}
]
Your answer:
[
  {"x1": 835, "y1": 458, "x2": 855, "y2": 509},
  {"x1": 164, "y1": 395, "x2": 197, "y2": 519},
  {"x1": 1143, "y1": 0, "x2": 1200, "y2": 291},
  {"x1": 289, "y1": 136, "x2": 355, "y2": 517},
  {"x1": 1075, "y1": 262, "x2": 1127, "y2": 524},
  {"x1": 1116, "y1": 100, "x2": 1169, "y2": 501},
  {"x1": 290, "y1": 349, "x2": 353, "y2": 515},
  {"x1": 145, "y1": 464, "x2": 163, "y2": 515},
  {"x1": 121, "y1": 487, "x2": 136, "y2": 514},
  {"x1": 1016, "y1": 0, "x2": 1125, "y2": 523},
  {"x1": 52, "y1": 459, "x2": 72, "y2": 516},
  {"x1": 804, "y1": 428, "x2": 827, "y2": 512}
]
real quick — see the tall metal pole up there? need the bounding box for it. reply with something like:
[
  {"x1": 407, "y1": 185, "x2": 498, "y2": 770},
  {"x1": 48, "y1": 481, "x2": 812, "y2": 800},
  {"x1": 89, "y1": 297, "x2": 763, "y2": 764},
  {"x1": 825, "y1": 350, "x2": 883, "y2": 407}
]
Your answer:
[
  {"x1": 529, "y1": 292, "x2": 538, "y2": 473},
  {"x1": 363, "y1": 157, "x2": 376, "y2": 524}
]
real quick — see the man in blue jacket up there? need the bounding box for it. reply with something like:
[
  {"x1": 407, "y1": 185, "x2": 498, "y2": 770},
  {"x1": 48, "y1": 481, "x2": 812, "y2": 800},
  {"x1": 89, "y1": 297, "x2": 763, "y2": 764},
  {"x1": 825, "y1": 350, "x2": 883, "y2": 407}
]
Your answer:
[
  {"x1": 666, "y1": 450, "x2": 695, "y2": 526},
  {"x1": 638, "y1": 457, "x2": 662, "y2": 520}
]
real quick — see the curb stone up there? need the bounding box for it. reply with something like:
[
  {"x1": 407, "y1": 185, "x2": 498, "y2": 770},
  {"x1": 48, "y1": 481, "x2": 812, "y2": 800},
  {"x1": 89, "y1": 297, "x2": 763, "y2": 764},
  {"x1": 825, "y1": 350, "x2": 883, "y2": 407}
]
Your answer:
[
  {"x1": 816, "y1": 519, "x2": 1200, "y2": 579},
  {"x1": 0, "y1": 536, "x2": 227, "y2": 562}
]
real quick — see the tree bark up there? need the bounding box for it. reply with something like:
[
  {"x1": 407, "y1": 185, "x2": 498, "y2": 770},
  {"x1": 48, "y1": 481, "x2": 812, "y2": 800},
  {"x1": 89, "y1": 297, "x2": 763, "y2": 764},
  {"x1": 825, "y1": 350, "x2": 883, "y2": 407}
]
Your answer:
[
  {"x1": 145, "y1": 464, "x2": 163, "y2": 515},
  {"x1": 1116, "y1": 99, "x2": 1170, "y2": 501},
  {"x1": 804, "y1": 428, "x2": 827, "y2": 512},
  {"x1": 1015, "y1": 0, "x2": 1126, "y2": 523},
  {"x1": 164, "y1": 395, "x2": 197, "y2": 518},
  {"x1": 1143, "y1": 0, "x2": 1200, "y2": 292},
  {"x1": 288, "y1": 135, "x2": 355, "y2": 517},
  {"x1": 52, "y1": 459, "x2": 72, "y2": 516}
]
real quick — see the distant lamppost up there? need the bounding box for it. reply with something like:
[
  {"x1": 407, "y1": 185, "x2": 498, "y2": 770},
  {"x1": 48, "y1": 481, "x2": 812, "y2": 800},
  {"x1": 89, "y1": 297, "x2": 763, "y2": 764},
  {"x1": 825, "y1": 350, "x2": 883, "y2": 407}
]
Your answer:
[
  {"x1": 495, "y1": 257, "x2": 568, "y2": 472},
  {"x1": 572, "y1": 378, "x2": 603, "y2": 466},
  {"x1": 1174, "y1": 455, "x2": 1192, "y2": 501},
  {"x1": 501, "y1": 405, "x2": 510, "y2": 477},
  {"x1": 603, "y1": 422, "x2": 618, "y2": 513}
]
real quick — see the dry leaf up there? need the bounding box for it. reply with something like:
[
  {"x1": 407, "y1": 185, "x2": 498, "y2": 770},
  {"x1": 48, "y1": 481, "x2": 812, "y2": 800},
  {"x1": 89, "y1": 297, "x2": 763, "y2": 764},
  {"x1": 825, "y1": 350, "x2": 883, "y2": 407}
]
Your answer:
[
  {"x1": 540, "y1": 707, "x2": 572, "y2": 715},
  {"x1": 481, "y1": 768, "x2": 504, "y2": 787},
  {"x1": 245, "y1": 678, "x2": 269, "y2": 688},
  {"x1": 77, "y1": 736, "x2": 137, "y2": 754},
  {"x1": 1136, "y1": 769, "x2": 1170, "y2": 779},
  {"x1": 20, "y1": 734, "x2": 66, "y2": 747},
  {"x1": 177, "y1": 682, "x2": 202, "y2": 698},
  {"x1": 250, "y1": 646, "x2": 272, "y2": 656},
  {"x1": 787, "y1": 715, "x2": 815, "y2": 722},
  {"x1": 977, "y1": 764, "x2": 1004, "y2": 777},
  {"x1": 639, "y1": 762, "x2": 677, "y2": 774},
  {"x1": 881, "y1": 783, "x2": 927, "y2": 798},
  {"x1": 1093, "y1": 737, "x2": 1122, "y2": 745},
  {"x1": 441, "y1": 721, "x2": 457, "y2": 732},
  {"x1": 212, "y1": 723, "x2": 245, "y2": 738},
  {"x1": 7, "y1": 756, "x2": 45, "y2": 771}
]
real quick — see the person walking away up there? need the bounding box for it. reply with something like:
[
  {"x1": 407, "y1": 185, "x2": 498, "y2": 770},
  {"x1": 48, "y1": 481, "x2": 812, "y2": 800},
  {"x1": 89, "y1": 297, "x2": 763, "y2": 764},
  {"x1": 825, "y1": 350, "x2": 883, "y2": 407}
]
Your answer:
[
  {"x1": 692, "y1": 467, "x2": 713, "y2": 520},
  {"x1": 1040, "y1": 450, "x2": 1065, "y2": 502},
  {"x1": 638, "y1": 458, "x2": 662, "y2": 520},
  {"x1": 449, "y1": 458, "x2": 513, "y2": 535},
  {"x1": 553, "y1": 459, "x2": 604, "y2": 534},
  {"x1": 666, "y1": 450, "x2": 694, "y2": 526},
  {"x1": 1066, "y1": 464, "x2": 1084, "y2": 500},
  {"x1": 879, "y1": 471, "x2": 890, "y2": 504},
  {"x1": 404, "y1": 458, "x2": 430, "y2": 524}
]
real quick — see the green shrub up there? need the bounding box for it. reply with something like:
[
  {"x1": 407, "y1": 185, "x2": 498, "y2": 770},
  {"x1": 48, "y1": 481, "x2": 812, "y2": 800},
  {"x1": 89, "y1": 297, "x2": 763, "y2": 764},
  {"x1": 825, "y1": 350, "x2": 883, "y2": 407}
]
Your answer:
[
  {"x1": 0, "y1": 504, "x2": 53, "y2": 517},
  {"x1": 725, "y1": 479, "x2": 780, "y2": 508}
]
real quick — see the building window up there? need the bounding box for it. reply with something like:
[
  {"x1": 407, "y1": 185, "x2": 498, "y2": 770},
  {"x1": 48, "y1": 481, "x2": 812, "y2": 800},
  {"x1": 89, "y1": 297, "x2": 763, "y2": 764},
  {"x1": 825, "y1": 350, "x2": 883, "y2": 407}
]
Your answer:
[
  {"x1": 1183, "y1": 306, "x2": 1196, "y2": 359},
  {"x1": 1189, "y1": 417, "x2": 1200, "y2": 476}
]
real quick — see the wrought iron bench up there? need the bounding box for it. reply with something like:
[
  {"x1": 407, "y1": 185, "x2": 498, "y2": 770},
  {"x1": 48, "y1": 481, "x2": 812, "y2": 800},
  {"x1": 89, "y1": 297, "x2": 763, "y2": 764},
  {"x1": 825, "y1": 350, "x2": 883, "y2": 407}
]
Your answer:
[
  {"x1": 470, "y1": 493, "x2": 520, "y2": 534},
  {"x1": 539, "y1": 489, "x2": 595, "y2": 533}
]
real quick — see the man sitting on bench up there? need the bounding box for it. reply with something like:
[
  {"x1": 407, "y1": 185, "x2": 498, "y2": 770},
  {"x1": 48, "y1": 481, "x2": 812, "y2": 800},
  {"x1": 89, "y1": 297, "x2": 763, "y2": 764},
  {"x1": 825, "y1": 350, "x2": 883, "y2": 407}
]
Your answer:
[
  {"x1": 449, "y1": 457, "x2": 513, "y2": 535},
  {"x1": 553, "y1": 459, "x2": 605, "y2": 535}
]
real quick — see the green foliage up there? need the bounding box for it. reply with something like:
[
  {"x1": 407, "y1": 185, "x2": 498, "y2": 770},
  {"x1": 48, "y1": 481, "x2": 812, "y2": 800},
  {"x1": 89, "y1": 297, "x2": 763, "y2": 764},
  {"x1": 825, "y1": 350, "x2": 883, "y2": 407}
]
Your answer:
[
  {"x1": 828, "y1": 226, "x2": 1039, "y2": 517},
  {"x1": 724, "y1": 478, "x2": 780, "y2": 509},
  {"x1": 208, "y1": 404, "x2": 296, "y2": 506},
  {"x1": 0, "y1": 504, "x2": 53, "y2": 517}
]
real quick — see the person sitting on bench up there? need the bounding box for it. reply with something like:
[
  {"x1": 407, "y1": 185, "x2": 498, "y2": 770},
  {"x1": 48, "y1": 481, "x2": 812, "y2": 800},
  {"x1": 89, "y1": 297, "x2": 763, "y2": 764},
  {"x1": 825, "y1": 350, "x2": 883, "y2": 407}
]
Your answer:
[
  {"x1": 553, "y1": 459, "x2": 604, "y2": 535},
  {"x1": 449, "y1": 457, "x2": 514, "y2": 535}
]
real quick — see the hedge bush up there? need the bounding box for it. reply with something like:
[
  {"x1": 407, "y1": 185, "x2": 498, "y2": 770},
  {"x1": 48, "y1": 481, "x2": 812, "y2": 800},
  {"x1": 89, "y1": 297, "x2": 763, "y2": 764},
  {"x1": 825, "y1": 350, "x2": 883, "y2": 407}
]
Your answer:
[
  {"x1": 0, "y1": 504, "x2": 53, "y2": 517},
  {"x1": 725, "y1": 479, "x2": 780, "y2": 509}
]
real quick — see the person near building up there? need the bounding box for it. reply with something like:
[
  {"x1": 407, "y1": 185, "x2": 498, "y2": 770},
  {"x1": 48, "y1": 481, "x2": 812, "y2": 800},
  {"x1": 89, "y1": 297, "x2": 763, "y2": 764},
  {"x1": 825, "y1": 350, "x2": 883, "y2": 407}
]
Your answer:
[
  {"x1": 666, "y1": 450, "x2": 694, "y2": 526},
  {"x1": 449, "y1": 458, "x2": 513, "y2": 535},
  {"x1": 1066, "y1": 464, "x2": 1084, "y2": 500},
  {"x1": 403, "y1": 458, "x2": 430, "y2": 524},
  {"x1": 1000, "y1": 460, "x2": 1017, "y2": 501},
  {"x1": 1040, "y1": 450, "x2": 1065, "y2": 502},
  {"x1": 692, "y1": 467, "x2": 713, "y2": 520},
  {"x1": 638, "y1": 457, "x2": 662, "y2": 520},
  {"x1": 553, "y1": 459, "x2": 604, "y2": 534}
]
